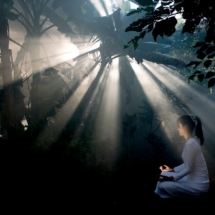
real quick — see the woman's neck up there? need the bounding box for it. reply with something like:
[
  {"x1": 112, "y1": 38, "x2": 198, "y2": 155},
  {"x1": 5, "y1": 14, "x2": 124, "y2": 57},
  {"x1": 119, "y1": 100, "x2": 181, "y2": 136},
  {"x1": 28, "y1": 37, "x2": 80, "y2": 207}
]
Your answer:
[{"x1": 184, "y1": 133, "x2": 193, "y2": 141}]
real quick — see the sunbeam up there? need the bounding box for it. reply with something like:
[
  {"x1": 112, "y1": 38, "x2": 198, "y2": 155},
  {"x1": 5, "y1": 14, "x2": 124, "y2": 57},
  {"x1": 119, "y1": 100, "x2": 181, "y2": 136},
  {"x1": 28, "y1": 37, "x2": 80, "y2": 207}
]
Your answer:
[
  {"x1": 35, "y1": 61, "x2": 102, "y2": 146},
  {"x1": 129, "y1": 58, "x2": 162, "y2": 107},
  {"x1": 93, "y1": 58, "x2": 121, "y2": 166},
  {"x1": 90, "y1": 0, "x2": 116, "y2": 17},
  {"x1": 144, "y1": 62, "x2": 215, "y2": 139},
  {"x1": 128, "y1": 58, "x2": 187, "y2": 156}
]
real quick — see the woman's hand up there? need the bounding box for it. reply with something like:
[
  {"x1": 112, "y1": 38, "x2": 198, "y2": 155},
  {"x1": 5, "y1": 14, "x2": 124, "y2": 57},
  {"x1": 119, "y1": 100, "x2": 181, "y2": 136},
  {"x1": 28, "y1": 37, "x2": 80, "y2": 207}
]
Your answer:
[{"x1": 159, "y1": 165, "x2": 174, "y2": 172}]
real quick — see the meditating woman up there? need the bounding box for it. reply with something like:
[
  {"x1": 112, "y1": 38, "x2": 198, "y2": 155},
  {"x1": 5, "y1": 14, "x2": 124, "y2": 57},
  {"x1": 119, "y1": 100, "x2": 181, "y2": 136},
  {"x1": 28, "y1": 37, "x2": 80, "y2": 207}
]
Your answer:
[{"x1": 154, "y1": 115, "x2": 210, "y2": 198}]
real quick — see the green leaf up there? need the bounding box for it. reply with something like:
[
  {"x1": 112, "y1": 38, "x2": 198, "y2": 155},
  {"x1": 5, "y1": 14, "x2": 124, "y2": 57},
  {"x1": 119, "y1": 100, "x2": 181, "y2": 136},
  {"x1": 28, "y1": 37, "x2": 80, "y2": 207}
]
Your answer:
[
  {"x1": 135, "y1": 0, "x2": 156, "y2": 7},
  {"x1": 205, "y1": 71, "x2": 215, "y2": 79},
  {"x1": 143, "y1": 7, "x2": 154, "y2": 12},
  {"x1": 124, "y1": 44, "x2": 130, "y2": 49},
  {"x1": 182, "y1": 20, "x2": 196, "y2": 34},
  {"x1": 6, "y1": 11, "x2": 19, "y2": 21},
  {"x1": 186, "y1": 61, "x2": 202, "y2": 68},
  {"x1": 172, "y1": 0, "x2": 184, "y2": 8},
  {"x1": 140, "y1": 31, "x2": 146, "y2": 39},
  {"x1": 206, "y1": 46, "x2": 215, "y2": 55},
  {"x1": 205, "y1": 30, "x2": 214, "y2": 43},
  {"x1": 198, "y1": 74, "x2": 205, "y2": 82},
  {"x1": 126, "y1": 9, "x2": 140, "y2": 16},
  {"x1": 207, "y1": 53, "x2": 215, "y2": 59},
  {"x1": 196, "y1": 44, "x2": 210, "y2": 54},
  {"x1": 193, "y1": 42, "x2": 205, "y2": 48},
  {"x1": 204, "y1": 60, "x2": 212, "y2": 68},
  {"x1": 133, "y1": 40, "x2": 139, "y2": 50},
  {"x1": 152, "y1": 21, "x2": 164, "y2": 41},
  {"x1": 164, "y1": 17, "x2": 177, "y2": 36},
  {"x1": 147, "y1": 23, "x2": 153, "y2": 32},
  {"x1": 155, "y1": 5, "x2": 164, "y2": 11},
  {"x1": 208, "y1": 78, "x2": 215, "y2": 88},
  {"x1": 188, "y1": 74, "x2": 196, "y2": 83},
  {"x1": 193, "y1": 70, "x2": 201, "y2": 75},
  {"x1": 197, "y1": 52, "x2": 206, "y2": 60}
]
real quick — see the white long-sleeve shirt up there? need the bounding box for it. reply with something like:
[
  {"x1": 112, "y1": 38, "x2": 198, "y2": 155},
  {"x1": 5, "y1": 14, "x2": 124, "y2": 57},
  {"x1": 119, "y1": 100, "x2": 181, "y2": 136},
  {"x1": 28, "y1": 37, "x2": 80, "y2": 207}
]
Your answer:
[
  {"x1": 173, "y1": 138, "x2": 209, "y2": 185},
  {"x1": 155, "y1": 137, "x2": 209, "y2": 198}
]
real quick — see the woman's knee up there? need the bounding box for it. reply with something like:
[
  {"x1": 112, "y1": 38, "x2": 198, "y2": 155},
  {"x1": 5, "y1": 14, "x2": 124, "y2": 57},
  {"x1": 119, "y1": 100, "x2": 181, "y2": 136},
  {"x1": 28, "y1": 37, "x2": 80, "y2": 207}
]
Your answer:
[{"x1": 158, "y1": 181, "x2": 174, "y2": 191}]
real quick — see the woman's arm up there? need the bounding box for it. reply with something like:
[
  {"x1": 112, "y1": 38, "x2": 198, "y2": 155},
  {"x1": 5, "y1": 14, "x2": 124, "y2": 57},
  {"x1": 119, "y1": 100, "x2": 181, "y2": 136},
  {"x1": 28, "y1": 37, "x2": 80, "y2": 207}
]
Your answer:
[
  {"x1": 173, "y1": 140, "x2": 198, "y2": 181},
  {"x1": 174, "y1": 164, "x2": 185, "y2": 173}
]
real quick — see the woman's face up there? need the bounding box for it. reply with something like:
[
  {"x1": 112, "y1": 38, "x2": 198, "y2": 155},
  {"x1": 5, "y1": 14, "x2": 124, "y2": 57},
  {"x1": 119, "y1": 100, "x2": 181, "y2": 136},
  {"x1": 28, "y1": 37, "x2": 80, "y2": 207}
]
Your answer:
[{"x1": 177, "y1": 123, "x2": 187, "y2": 136}]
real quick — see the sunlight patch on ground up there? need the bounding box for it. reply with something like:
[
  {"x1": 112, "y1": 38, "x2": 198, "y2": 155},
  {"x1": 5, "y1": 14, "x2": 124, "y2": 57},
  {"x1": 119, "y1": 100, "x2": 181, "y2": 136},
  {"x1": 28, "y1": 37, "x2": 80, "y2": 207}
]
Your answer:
[{"x1": 93, "y1": 58, "x2": 121, "y2": 166}]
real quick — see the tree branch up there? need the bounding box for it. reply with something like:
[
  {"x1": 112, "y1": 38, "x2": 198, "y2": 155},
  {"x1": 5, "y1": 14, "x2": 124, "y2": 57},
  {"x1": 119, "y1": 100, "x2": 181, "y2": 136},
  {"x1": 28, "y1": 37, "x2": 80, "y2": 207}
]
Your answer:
[
  {"x1": 9, "y1": 37, "x2": 28, "y2": 51},
  {"x1": 72, "y1": 47, "x2": 100, "y2": 61},
  {"x1": 31, "y1": 0, "x2": 37, "y2": 13},
  {"x1": 17, "y1": 0, "x2": 35, "y2": 23},
  {"x1": 16, "y1": 18, "x2": 33, "y2": 36},
  {"x1": 39, "y1": 0, "x2": 53, "y2": 26},
  {"x1": 39, "y1": 16, "x2": 49, "y2": 31},
  {"x1": 40, "y1": 24, "x2": 55, "y2": 35},
  {"x1": 12, "y1": 6, "x2": 34, "y2": 32},
  {"x1": 39, "y1": 0, "x2": 49, "y2": 14}
]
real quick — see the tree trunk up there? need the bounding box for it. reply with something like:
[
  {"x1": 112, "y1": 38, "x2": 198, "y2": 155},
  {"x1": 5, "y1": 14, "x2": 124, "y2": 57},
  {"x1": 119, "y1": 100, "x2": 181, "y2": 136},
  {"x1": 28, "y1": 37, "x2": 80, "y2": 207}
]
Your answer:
[
  {"x1": 27, "y1": 37, "x2": 41, "y2": 122},
  {"x1": 0, "y1": 19, "x2": 15, "y2": 137}
]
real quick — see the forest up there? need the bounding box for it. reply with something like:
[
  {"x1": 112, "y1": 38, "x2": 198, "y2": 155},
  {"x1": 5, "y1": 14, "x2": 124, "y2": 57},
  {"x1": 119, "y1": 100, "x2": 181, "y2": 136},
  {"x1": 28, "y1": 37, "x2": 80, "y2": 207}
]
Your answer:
[{"x1": 0, "y1": 0, "x2": 215, "y2": 210}]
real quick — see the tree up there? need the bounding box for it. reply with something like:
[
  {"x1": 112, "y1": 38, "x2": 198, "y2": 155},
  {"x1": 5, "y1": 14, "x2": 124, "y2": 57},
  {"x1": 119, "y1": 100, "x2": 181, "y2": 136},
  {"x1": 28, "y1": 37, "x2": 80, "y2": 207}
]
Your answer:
[
  {"x1": 125, "y1": 0, "x2": 215, "y2": 88},
  {"x1": 0, "y1": 0, "x2": 20, "y2": 137},
  {"x1": 11, "y1": 0, "x2": 74, "y2": 122}
]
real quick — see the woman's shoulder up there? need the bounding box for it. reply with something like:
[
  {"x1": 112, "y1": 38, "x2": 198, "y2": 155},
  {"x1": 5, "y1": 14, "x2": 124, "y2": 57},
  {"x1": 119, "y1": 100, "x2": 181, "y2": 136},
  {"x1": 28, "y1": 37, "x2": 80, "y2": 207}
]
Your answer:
[
  {"x1": 186, "y1": 137, "x2": 199, "y2": 143},
  {"x1": 185, "y1": 137, "x2": 200, "y2": 149}
]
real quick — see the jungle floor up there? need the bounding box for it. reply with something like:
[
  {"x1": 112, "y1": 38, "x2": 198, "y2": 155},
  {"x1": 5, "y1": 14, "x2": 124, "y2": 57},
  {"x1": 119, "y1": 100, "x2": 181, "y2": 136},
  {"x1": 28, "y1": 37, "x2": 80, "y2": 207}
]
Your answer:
[
  {"x1": 1, "y1": 139, "x2": 215, "y2": 212},
  {"x1": 2, "y1": 168, "x2": 215, "y2": 213}
]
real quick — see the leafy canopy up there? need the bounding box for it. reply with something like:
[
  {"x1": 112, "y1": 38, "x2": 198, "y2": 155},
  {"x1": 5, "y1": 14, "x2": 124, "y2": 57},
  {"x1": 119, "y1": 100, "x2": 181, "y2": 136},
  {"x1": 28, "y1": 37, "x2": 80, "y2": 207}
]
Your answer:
[{"x1": 125, "y1": 0, "x2": 215, "y2": 88}]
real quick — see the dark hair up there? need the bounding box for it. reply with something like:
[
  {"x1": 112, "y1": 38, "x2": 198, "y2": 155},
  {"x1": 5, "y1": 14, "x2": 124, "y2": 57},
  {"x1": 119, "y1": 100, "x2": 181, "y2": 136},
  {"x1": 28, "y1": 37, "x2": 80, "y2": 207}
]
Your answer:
[{"x1": 177, "y1": 115, "x2": 204, "y2": 145}]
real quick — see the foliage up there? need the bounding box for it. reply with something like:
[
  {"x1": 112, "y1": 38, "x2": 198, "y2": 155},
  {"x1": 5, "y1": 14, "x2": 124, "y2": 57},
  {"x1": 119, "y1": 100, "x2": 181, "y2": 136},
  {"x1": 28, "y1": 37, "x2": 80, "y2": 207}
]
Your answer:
[
  {"x1": 138, "y1": 99, "x2": 164, "y2": 136},
  {"x1": 122, "y1": 113, "x2": 137, "y2": 138},
  {"x1": 8, "y1": 0, "x2": 76, "y2": 128},
  {"x1": 168, "y1": 26, "x2": 205, "y2": 63},
  {"x1": 145, "y1": 133, "x2": 166, "y2": 167},
  {"x1": 0, "y1": 0, "x2": 19, "y2": 24},
  {"x1": 186, "y1": 41, "x2": 215, "y2": 88},
  {"x1": 121, "y1": 113, "x2": 137, "y2": 168},
  {"x1": 137, "y1": 98, "x2": 170, "y2": 170},
  {"x1": 11, "y1": 0, "x2": 71, "y2": 37},
  {"x1": 125, "y1": 0, "x2": 215, "y2": 87},
  {"x1": 159, "y1": 84, "x2": 187, "y2": 115}
]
